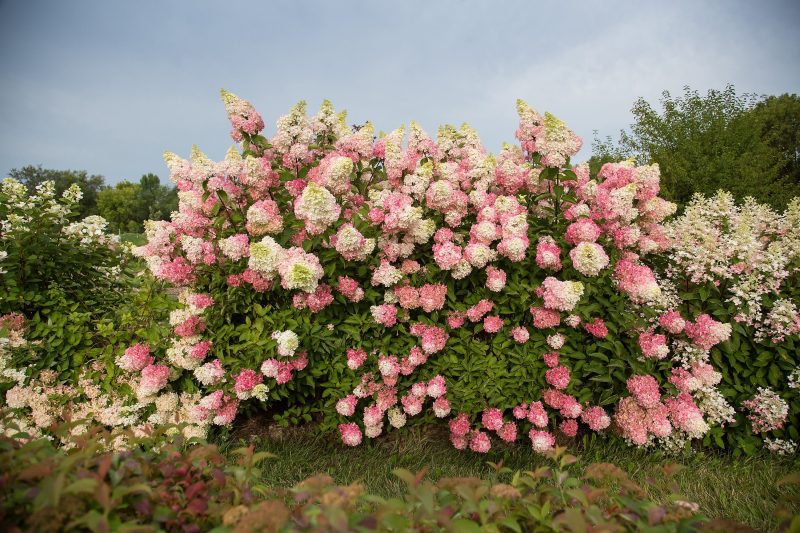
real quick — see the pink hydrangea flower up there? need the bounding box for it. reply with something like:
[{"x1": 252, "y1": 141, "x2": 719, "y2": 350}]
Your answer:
[
  {"x1": 218, "y1": 233, "x2": 250, "y2": 261},
  {"x1": 450, "y1": 433, "x2": 469, "y2": 450},
  {"x1": 511, "y1": 326, "x2": 530, "y2": 343},
  {"x1": 336, "y1": 395, "x2": 358, "y2": 417},
  {"x1": 427, "y1": 375, "x2": 447, "y2": 398},
  {"x1": 536, "y1": 236, "x2": 562, "y2": 271},
  {"x1": 546, "y1": 333, "x2": 566, "y2": 350},
  {"x1": 194, "y1": 359, "x2": 225, "y2": 386},
  {"x1": 346, "y1": 348, "x2": 368, "y2": 370},
  {"x1": 339, "y1": 423, "x2": 363, "y2": 446},
  {"x1": 188, "y1": 293, "x2": 214, "y2": 310},
  {"x1": 498, "y1": 422, "x2": 518, "y2": 442},
  {"x1": 432, "y1": 397, "x2": 451, "y2": 417},
  {"x1": 234, "y1": 369, "x2": 263, "y2": 397},
  {"x1": 529, "y1": 429, "x2": 556, "y2": 453},
  {"x1": 174, "y1": 315, "x2": 205, "y2": 338},
  {"x1": 659, "y1": 310, "x2": 686, "y2": 334},
  {"x1": 394, "y1": 284, "x2": 420, "y2": 310},
  {"x1": 337, "y1": 276, "x2": 365, "y2": 302},
  {"x1": 559, "y1": 419, "x2": 578, "y2": 437},
  {"x1": 117, "y1": 344, "x2": 154, "y2": 372},
  {"x1": 665, "y1": 392, "x2": 708, "y2": 438},
  {"x1": 543, "y1": 352, "x2": 560, "y2": 368},
  {"x1": 410, "y1": 324, "x2": 449, "y2": 354},
  {"x1": 539, "y1": 277, "x2": 583, "y2": 312},
  {"x1": 527, "y1": 401, "x2": 549, "y2": 427},
  {"x1": 545, "y1": 366, "x2": 571, "y2": 390},
  {"x1": 401, "y1": 393, "x2": 424, "y2": 416},
  {"x1": 483, "y1": 315, "x2": 503, "y2": 333},
  {"x1": 581, "y1": 406, "x2": 611, "y2": 431},
  {"x1": 559, "y1": 395, "x2": 583, "y2": 419},
  {"x1": 627, "y1": 375, "x2": 662, "y2": 409},
  {"x1": 419, "y1": 284, "x2": 447, "y2": 312},
  {"x1": 684, "y1": 314, "x2": 732, "y2": 351},
  {"x1": 530, "y1": 306, "x2": 560, "y2": 329},
  {"x1": 138, "y1": 364, "x2": 170, "y2": 397},
  {"x1": 613, "y1": 259, "x2": 661, "y2": 304},
  {"x1": 583, "y1": 318, "x2": 608, "y2": 339},
  {"x1": 638, "y1": 329, "x2": 669, "y2": 359},
  {"x1": 485, "y1": 266, "x2": 507, "y2": 292},
  {"x1": 189, "y1": 340, "x2": 213, "y2": 361},
  {"x1": 466, "y1": 299, "x2": 494, "y2": 322},
  {"x1": 449, "y1": 412, "x2": 471, "y2": 436},
  {"x1": 447, "y1": 312, "x2": 466, "y2": 329},
  {"x1": 482, "y1": 407, "x2": 504, "y2": 431},
  {"x1": 213, "y1": 397, "x2": 239, "y2": 426},
  {"x1": 469, "y1": 430, "x2": 492, "y2": 453},
  {"x1": 565, "y1": 218, "x2": 601, "y2": 245},
  {"x1": 371, "y1": 304, "x2": 398, "y2": 327}
]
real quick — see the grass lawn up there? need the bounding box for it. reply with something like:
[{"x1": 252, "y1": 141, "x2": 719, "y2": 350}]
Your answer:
[{"x1": 223, "y1": 421, "x2": 799, "y2": 531}]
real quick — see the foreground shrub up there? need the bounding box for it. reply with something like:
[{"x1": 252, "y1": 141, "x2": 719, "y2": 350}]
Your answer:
[
  {"x1": 0, "y1": 422, "x2": 269, "y2": 531},
  {"x1": 0, "y1": 422, "x2": 709, "y2": 532}
]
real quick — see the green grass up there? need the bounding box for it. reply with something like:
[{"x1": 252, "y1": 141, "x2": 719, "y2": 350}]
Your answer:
[
  {"x1": 222, "y1": 422, "x2": 799, "y2": 531},
  {"x1": 119, "y1": 232, "x2": 146, "y2": 246}
]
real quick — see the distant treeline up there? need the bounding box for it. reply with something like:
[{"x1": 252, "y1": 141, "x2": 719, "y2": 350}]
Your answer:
[{"x1": 6, "y1": 166, "x2": 178, "y2": 233}]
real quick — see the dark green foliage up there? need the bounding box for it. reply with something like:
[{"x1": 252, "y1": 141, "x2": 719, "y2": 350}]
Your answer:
[
  {"x1": 97, "y1": 173, "x2": 178, "y2": 233},
  {"x1": 592, "y1": 86, "x2": 800, "y2": 208}
]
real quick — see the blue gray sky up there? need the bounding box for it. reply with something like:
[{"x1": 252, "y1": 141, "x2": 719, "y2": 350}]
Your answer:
[{"x1": 1, "y1": 0, "x2": 798, "y2": 185}]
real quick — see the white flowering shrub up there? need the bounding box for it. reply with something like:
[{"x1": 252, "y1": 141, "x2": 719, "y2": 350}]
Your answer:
[
  {"x1": 660, "y1": 191, "x2": 800, "y2": 453},
  {"x1": 0, "y1": 178, "x2": 130, "y2": 316}
]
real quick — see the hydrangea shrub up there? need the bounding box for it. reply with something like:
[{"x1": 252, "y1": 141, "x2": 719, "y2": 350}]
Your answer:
[{"x1": 2, "y1": 90, "x2": 798, "y2": 455}]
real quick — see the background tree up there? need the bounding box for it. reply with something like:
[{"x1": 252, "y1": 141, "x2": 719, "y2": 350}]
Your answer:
[
  {"x1": 97, "y1": 174, "x2": 178, "y2": 233},
  {"x1": 137, "y1": 172, "x2": 177, "y2": 221},
  {"x1": 8, "y1": 165, "x2": 106, "y2": 217},
  {"x1": 97, "y1": 181, "x2": 143, "y2": 233},
  {"x1": 751, "y1": 93, "x2": 800, "y2": 191},
  {"x1": 592, "y1": 85, "x2": 800, "y2": 207}
]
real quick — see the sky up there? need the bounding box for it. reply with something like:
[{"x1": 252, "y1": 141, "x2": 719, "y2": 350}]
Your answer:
[{"x1": 0, "y1": 0, "x2": 798, "y2": 185}]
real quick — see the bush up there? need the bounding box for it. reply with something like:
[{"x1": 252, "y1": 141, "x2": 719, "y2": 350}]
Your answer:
[
  {"x1": 0, "y1": 420, "x2": 710, "y2": 532},
  {"x1": 93, "y1": 90, "x2": 797, "y2": 456},
  {"x1": 0, "y1": 179, "x2": 130, "y2": 317},
  {"x1": 659, "y1": 191, "x2": 800, "y2": 454},
  {"x1": 2, "y1": 91, "x2": 797, "y2": 458}
]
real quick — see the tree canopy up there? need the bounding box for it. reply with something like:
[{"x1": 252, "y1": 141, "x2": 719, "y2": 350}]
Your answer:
[
  {"x1": 591, "y1": 85, "x2": 800, "y2": 207},
  {"x1": 96, "y1": 174, "x2": 177, "y2": 233}
]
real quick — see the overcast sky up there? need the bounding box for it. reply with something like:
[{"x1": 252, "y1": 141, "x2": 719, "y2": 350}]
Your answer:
[{"x1": 1, "y1": 0, "x2": 798, "y2": 185}]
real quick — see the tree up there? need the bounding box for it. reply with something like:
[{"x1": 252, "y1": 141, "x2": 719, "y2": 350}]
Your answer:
[
  {"x1": 137, "y1": 173, "x2": 177, "y2": 221},
  {"x1": 96, "y1": 174, "x2": 178, "y2": 233},
  {"x1": 97, "y1": 181, "x2": 142, "y2": 233},
  {"x1": 8, "y1": 165, "x2": 106, "y2": 218},
  {"x1": 592, "y1": 85, "x2": 800, "y2": 208},
  {"x1": 751, "y1": 93, "x2": 800, "y2": 190}
]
